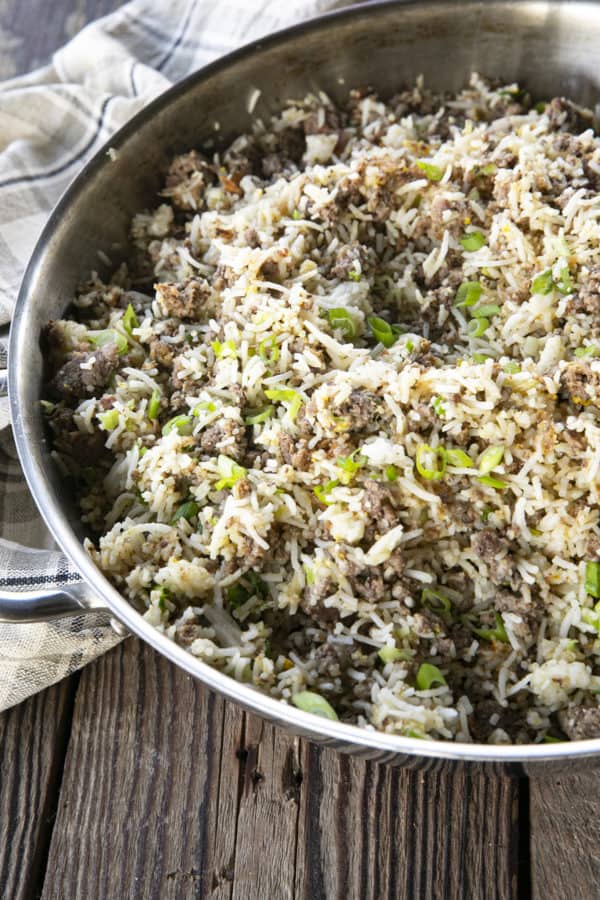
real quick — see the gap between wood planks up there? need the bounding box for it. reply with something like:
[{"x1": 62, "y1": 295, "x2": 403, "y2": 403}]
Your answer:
[
  {"x1": 7, "y1": 638, "x2": 600, "y2": 900},
  {"x1": 9, "y1": 638, "x2": 525, "y2": 900}
]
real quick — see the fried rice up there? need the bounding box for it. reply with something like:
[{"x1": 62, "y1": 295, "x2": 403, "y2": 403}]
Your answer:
[{"x1": 42, "y1": 74, "x2": 600, "y2": 743}]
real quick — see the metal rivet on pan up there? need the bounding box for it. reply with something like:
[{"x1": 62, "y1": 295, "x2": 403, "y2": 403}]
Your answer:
[{"x1": 109, "y1": 617, "x2": 129, "y2": 637}]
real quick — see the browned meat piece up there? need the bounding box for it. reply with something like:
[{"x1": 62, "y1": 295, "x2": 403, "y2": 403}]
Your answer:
[
  {"x1": 545, "y1": 97, "x2": 593, "y2": 134},
  {"x1": 383, "y1": 549, "x2": 406, "y2": 579},
  {"x1": 278, "y1": 433, "x2": 311, "y2": 470},
  {"x1": 567, "y1": 265, "x2": 600, "y2": 316},
  {"x1": 312, "y1": 640, "x2": 351, "y2": 677},
  {"x1": 49, "y1": 407, "x2": 109, "y2": 464},
  {"x1": 50, "y1": 344, "x2": 118, "y2": 401},
  {"x1": 175, "y1": 622, "x2": 205, "y2": 647},
  {"x1": 346, "y1": 567, "x2": 386, "y2": 600},
  {"x1": 199, "y1": 420, "x2": 246, "y2": 462},
  {"x1": 261, "y1": 128, "x2": 305, "y2": 178},
  {"x1": 330, "y1": 241, "x2": 366, "y2": 279},
  {"x1": 303, "y1": 107, "x2": 343, "y2": 135},
  {"x1": 471, "y1": 529, "x2": 517, "y2": 585},
  {"x1": 490, "y1": 96, "x2": 528, "y2": 118},
  {"x1": 336, "y1": 390, "x2": 387, "y2": 434},
  {"x1": 300, "y1": 576, "x2": 340, "y2": 625},
  {"x1": 470, "y1": 699, "x2": 525, "y2": 742},
  {"x1": 412, "y1": 610, "x2": 445, "y2": 639},
  {"x1": 560, "y1": 362, "x2": 600, "y2": 406},
  {"x1": 586, "y1": 534, "x2": 600, "y2": 561},
  {"x1": 558, "y1": 704, "x2": 600, "y2": 740},
  {"x1": 493, "y1": 589, "x2": 542, "y2": 644},
  {"x1": 163, "y1": 150, "x2": 215, "y2": 210},
  {"x1": 41, "y1": 319, "x2": 90, "y2": 374},
  {"x1": 362, "y1": 480, "x2": 397, "y2": 530},
  {"x1": 428, "y1": 193, "x2": 470, "y2": 240},
  {"x1": 155, "y1": 278, "x2": 211, "y2": 321},
  {"x1": 149, "y1": 338, "x2": 175, "y2": 368}
]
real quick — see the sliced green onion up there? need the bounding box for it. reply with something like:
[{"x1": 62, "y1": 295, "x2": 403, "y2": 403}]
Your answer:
[
  {"x1": 367, "y1": 316, "x2": 401, "y2": 348},
  {"x1": 348, "y1": 270, "x2": 361, "y2": 282},
  {"x1": 467, "y1": 317, "x2": 490, "y2": 338},
  {"x1": 157, "y1": 586, "x2": 171, "y2": 612},
  {"x1": 543, "y1": 735, "x2": 562, "y2": 743},
  {"x1": 460, "y1": 231, "x2": 486, "y2": 252},
  {"x1": 585, "y1": 562, "x2": 600, "y2": 599},
  {"x1": 336, "y1": 451, "x2": 367, "y2": 484},
  {"x1": 535, "y1": 101, "x2": 547, "y2": 114},
  {"x1": 327, "y1": 307, "x2": 357, "y2": 339},
  {"x1": 480, "y1": 163, "x2": 497, "y2": 176},
  {"x1": 99, "y1": 409, "x2": 120, "y2": 430},
  {"x1": 212, "y1": 339, "x2": 237, "y2": 358},
  {"x1": 264, "y1": 388, "x2": 303, "y2": 421},
  {"x1": 244, "y1": 405, "x2": 274, "y2": 425},
  {"x1": 378, "y1": 645, "x2": 405, "y2": 664},
  {"x1": 171, "y1": 500, "x2": 199, "y2": 524},
  {"x1": 314, "y1": 479, "x2": 339, "y2": 504},
  {"x1": 246, "y1": 570, "x2": 269, "y2": 599},
  {"x1": 415, "y1": 663, "x2": 447, "y2": 691},
  {"x1": 193, "y1": 401, "x2": 217, "y2": 415},
  {"x1": 446, "y1": 448, "x2": 473, "y2": 468},
  {"x1": 473, "y1": 612, "x2": 509, "y2": 643},
  {"x1": 122, "y1": 303, "x2": 139, "y2": 335},
  {"x1": 304, "y1": 566, "x2": 315, "y2": 586},
  {"x1": 575, "y1": 346, "x2": 600, "y2": 358},
  {"x1": 432, "y1": 396, "x2": 446, "y2": 417},
  {"x1": 292, "y1": 209, "x2": 302, "y2": 220},
  {"x1": 421, "y1": 588, "x2": 452, "y2": 615},
  {"x1": 472, "y1": 352, "x2": 493, "y2": 364},
  {"x1": 478, "y1": 445, "x2": 504, "y2": 475},
  {"x1": 258, "y1": 336, "x2": 280, "y2": 364},
  {"x1": 385, "y1": 464, "x2": 398, "y2": 482},
  {"x1": 215, "y1": 454, "x2": 247, "y2": 490},
  {"x1": 473, "y1": 304, "x2": 501, "y2": 318},
  {"x1": 162, "y1": 415, "x2": 193, "y2": 436},
  {"x1": 416, "y1": 160, "x2": 445, "y2": 182},
  {"x1": 477, "y1": 474, "x2": 508, "y2": 489},
  {"x1": 503, "y1": 362, "x2": 521, "y2": 373},
  {"x1": 226, "y1": 583, "x2": 249, "y2": 608},
  {"x1": 291, "y1": 691, "x2": 338, "y2": 720},
  {"x1": 147, "y1": 389, "x2": 161, "y2": 420},
  {"x1": 40, "y1": 400, "x2": 56, "y2": 414},
  {"x1": 581, "y1": 604, "x2": 600, "y2": 632},
  {"x1": 532, "y1": 270, "x2": 554, "y2": 295},
  {"x1": 454, "y1": 280, "x2": 483, "y2": 308},
  {"x1": 415, "y1": 444, "x2": 446, "y2": 481},
  {"x1": 556, "y1": 265, "x2": 574, "y2": 294},
  {"x1": 88, "y1": 329, "x2": 128, "y2": 354}
]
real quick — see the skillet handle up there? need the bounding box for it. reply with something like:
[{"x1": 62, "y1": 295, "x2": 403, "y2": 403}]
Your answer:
[
  {"x1": 0, "y1": 363, "x2": 126, "y2": 631},
  {"x1": 0, "y1": 579, "x2": 113, "y2": 624}
]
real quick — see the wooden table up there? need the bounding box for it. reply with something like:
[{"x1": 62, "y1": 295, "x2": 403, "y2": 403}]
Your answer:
[{"x1": 1, "y1": 3, "x2": 599, "y2": 897}]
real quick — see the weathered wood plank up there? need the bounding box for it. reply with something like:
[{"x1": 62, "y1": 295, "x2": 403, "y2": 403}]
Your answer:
[
  {"x1": 530, "y1": 775, "x2": 600, "y2": 900},
  {"x1": 0, "y1": 678, "x2": 76, "y2": 900},
  {"x1": 41, "y1": 638, "x2": 521, "y2": 900},
  {"x1": 1, "y1": 0, "x2": 124, "y2": 79},
  {"x1": 294, "y1": 747, "x2": 519, "y2": 900}
]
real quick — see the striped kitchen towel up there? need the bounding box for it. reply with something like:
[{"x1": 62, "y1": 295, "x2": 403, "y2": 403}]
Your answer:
[{"x1": 0, "y1": 0, "x2": 353, "y2": 711}]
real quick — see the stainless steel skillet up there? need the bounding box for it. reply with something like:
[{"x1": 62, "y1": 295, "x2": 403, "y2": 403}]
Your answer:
[{"x1": 4, "y1": 0, "x2": 600, "y2": 774}]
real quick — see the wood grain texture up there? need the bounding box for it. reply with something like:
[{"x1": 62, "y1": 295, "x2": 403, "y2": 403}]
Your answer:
[
  {"x1": 530, "y1": 776, "x2": 600, "y2": 900},
  {"x1": 41, "y1": 638, "x2": 521, "y2": 900},
  {"x1": 0, "y1": 678, "x2": 76, "y2": 900}
]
